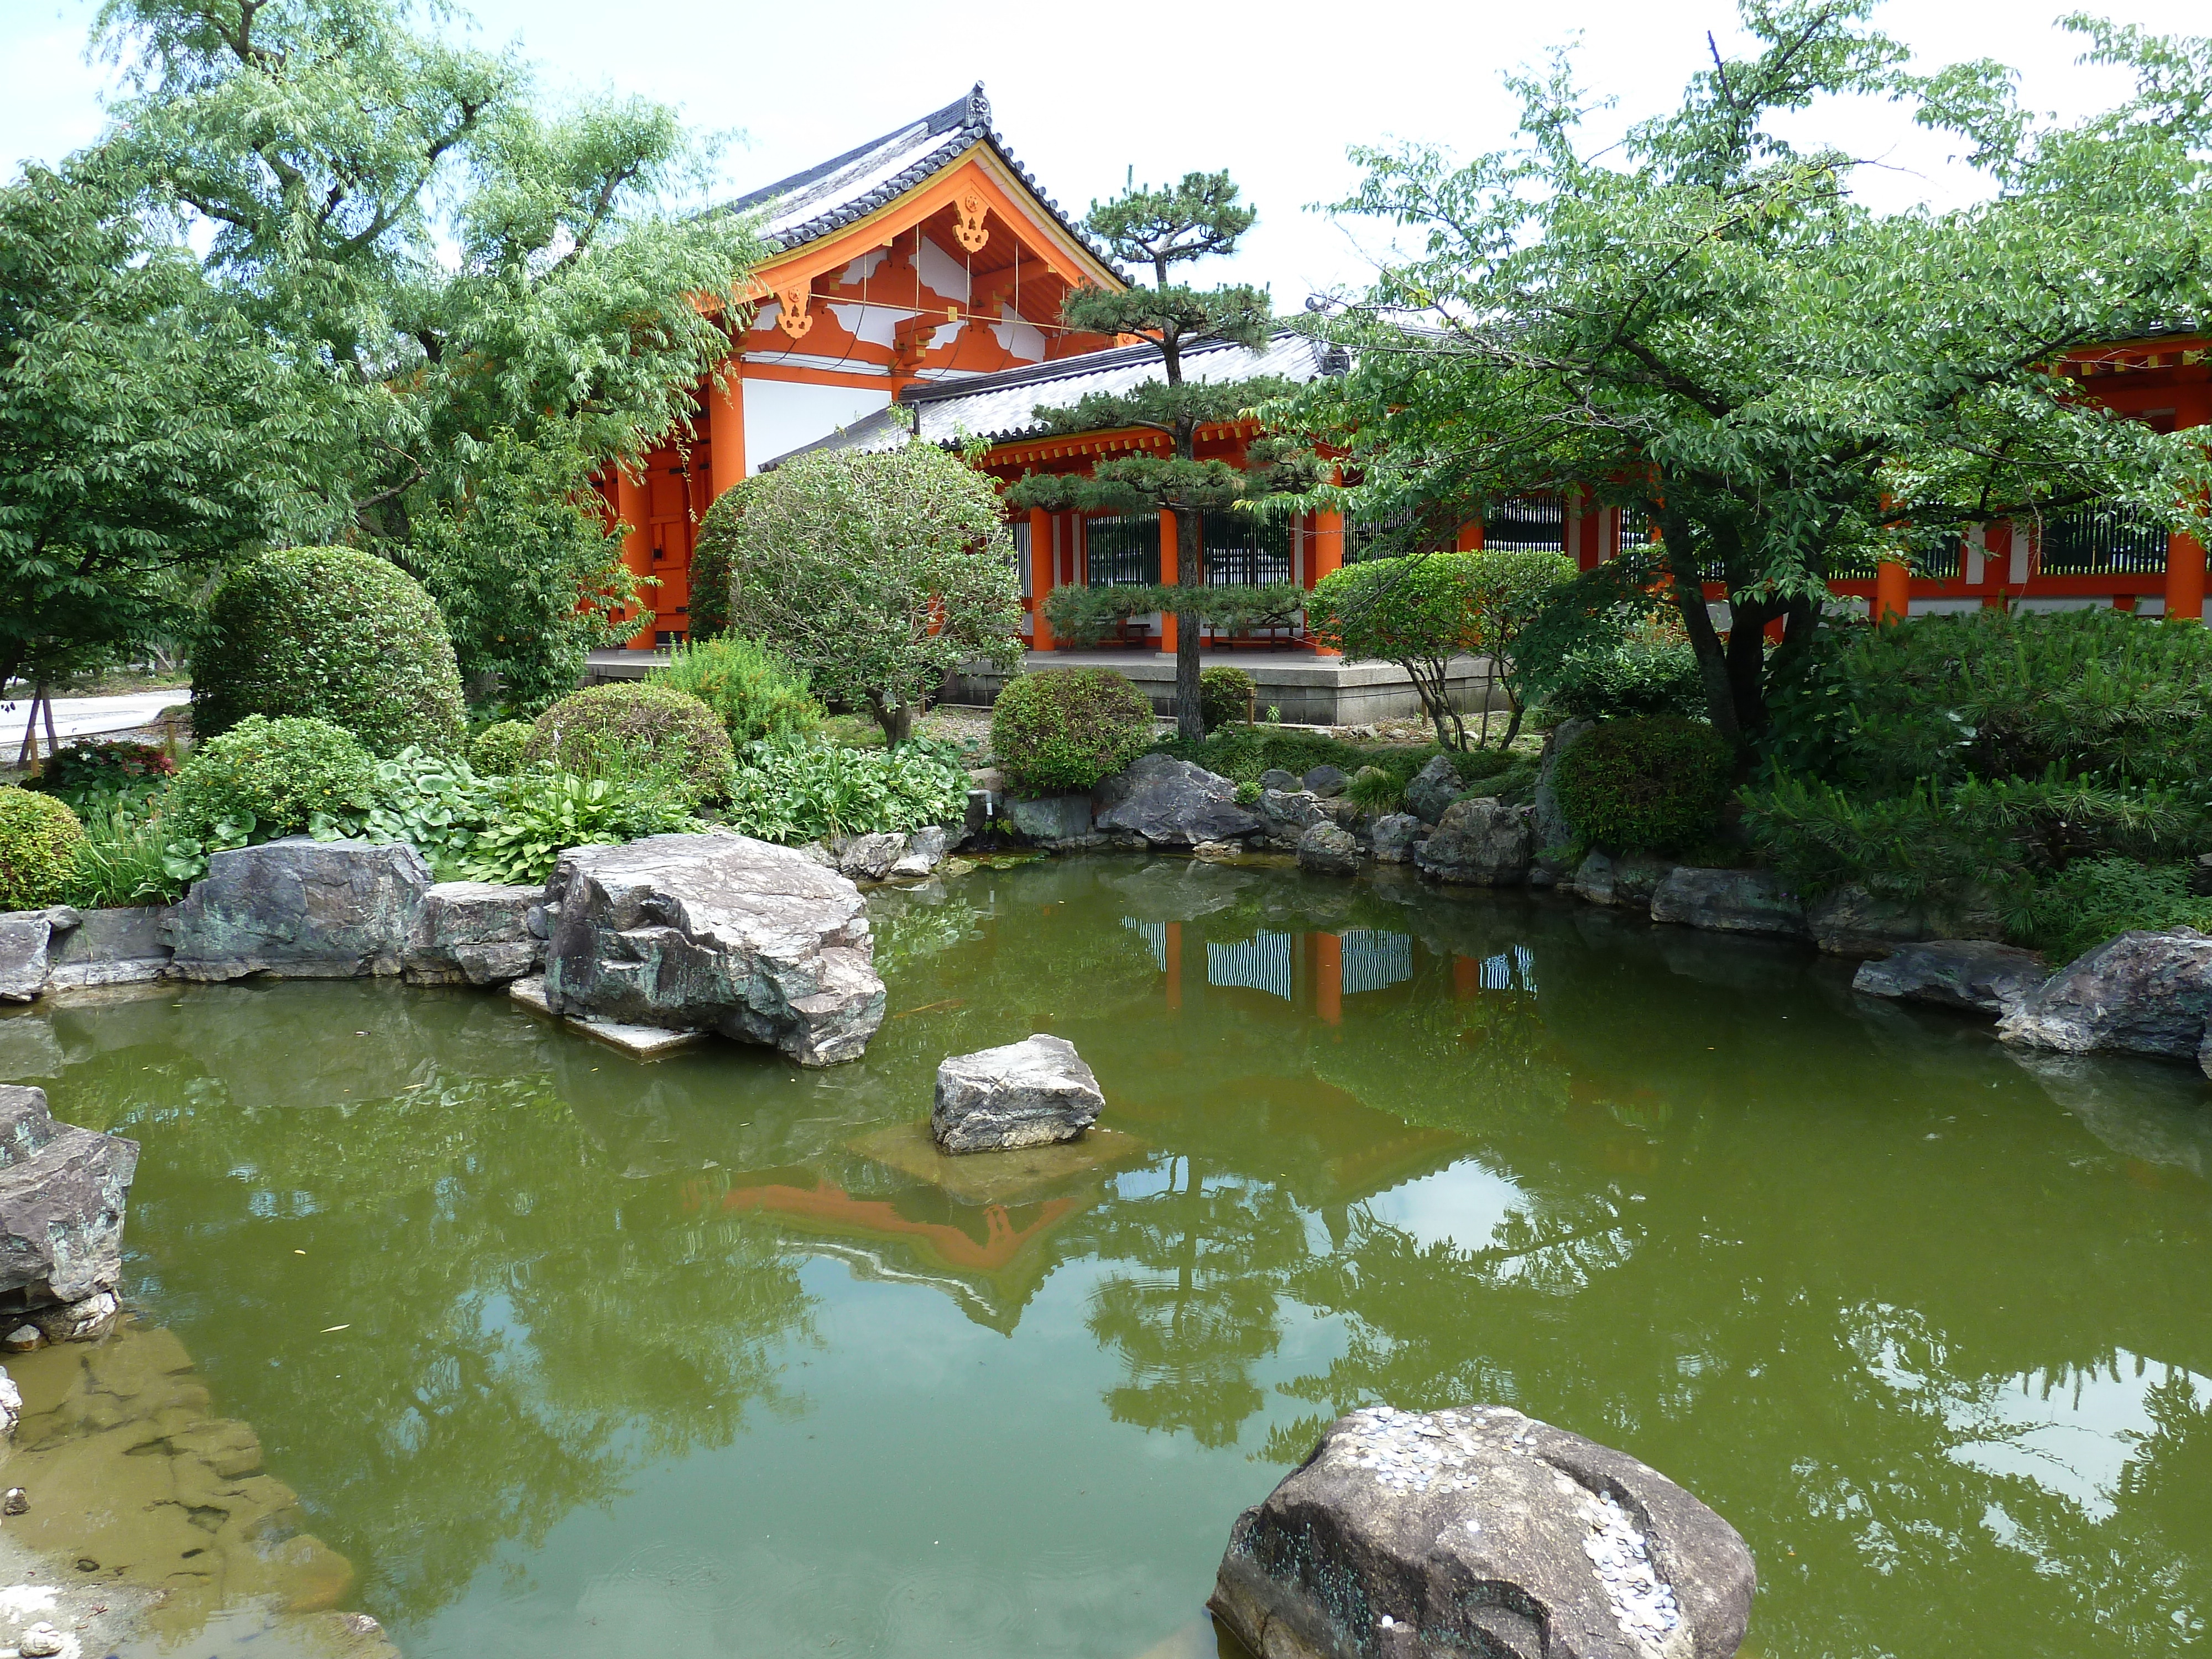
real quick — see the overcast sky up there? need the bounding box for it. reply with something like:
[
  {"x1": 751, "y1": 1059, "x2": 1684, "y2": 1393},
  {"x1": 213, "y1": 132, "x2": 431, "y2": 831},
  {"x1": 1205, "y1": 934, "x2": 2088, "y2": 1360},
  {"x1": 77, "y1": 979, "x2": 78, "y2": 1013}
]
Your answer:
[{"x1": 4, "y1": 0, "x2": 2205, "y2": 298}]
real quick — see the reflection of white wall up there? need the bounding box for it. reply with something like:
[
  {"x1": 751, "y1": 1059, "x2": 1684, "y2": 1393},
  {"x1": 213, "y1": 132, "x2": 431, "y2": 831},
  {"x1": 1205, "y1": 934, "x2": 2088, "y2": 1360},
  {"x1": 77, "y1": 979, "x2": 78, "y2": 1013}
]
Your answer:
[{"x1": 742, "y1": 379, "x2": 891, "y2": 474}]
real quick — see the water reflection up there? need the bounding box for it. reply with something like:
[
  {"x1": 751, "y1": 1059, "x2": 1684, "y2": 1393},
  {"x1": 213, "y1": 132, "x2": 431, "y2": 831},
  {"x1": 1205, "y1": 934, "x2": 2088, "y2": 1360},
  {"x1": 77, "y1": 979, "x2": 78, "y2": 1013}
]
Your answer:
[{"x1": 1, "y1": 855, "x2": 2208, "y2": 1658}]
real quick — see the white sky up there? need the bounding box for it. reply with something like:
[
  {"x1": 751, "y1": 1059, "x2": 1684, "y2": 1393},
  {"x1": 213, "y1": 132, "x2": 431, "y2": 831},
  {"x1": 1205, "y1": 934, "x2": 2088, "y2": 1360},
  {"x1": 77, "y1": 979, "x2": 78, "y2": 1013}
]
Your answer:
[{"x1": 3, "y1": 0, "x2": 2205, "y2": 299}]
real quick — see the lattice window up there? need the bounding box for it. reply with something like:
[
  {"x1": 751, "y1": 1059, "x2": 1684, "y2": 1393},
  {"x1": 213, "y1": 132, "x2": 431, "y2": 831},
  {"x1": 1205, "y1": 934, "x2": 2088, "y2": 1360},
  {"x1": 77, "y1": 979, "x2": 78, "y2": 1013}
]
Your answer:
[
  {"x1": 1484, "y1": 495, "x2": 1565, "y2": 552},
  {"x1": 1084, "y1": 514, "x2": 1160, "y2": 587},
  {"x1": 1200, "y1": 509, "x2": 1292, "y2": 586},
  {"x1": 2041, "y1": 503, "x2": 2169, "y2": 576}
]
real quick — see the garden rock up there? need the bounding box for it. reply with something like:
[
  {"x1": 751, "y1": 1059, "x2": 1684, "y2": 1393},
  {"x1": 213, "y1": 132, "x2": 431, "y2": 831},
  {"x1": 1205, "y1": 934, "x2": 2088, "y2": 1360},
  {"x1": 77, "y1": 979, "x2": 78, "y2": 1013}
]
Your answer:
[
  {"x1": 403, "y1": 881, "x2": 543, "y2": 987},
  {"x1": 1854, "y1": 940, "x2": 2045, "y2": 1018},
  {"x1": 1260, "y1": 769, "x2": 1301, "y2": 794},
  {"x1": 1997, "y1": 928, "x2": 2212, "y2": 1063},
  {"x1": 1404, "y1": 755, "x2": 1464, "y2": 825},
  {"x1": 45, "y1": 905, "x2": 173, "y2": 989},
  {"x1": 1006, "y1": 793, "x2": 1093, "y2": 846},
  {"x1": 0, "y1": 916, "x2": 56, "y2": 1003},
  {"x1": 1571, "y1": 851, "x2": 1677, "y2": 912},
  {"x1": 932, "y1": 1034, "x2": 1104, "y2": 1153},
  {"x1": 1807, "y1": 884, "x2": 2002, "y2": 957},
  {"x1": 0, "y1": 1084, "x2": 137, "y2": 1320},
  {"x1": 1259, "y1": 789, "x2": 1332, "y2": 848},
  {"x1": 836, "y1": 832, "x2": 907, "y2": 882},
  {"x1": 1093, "y1": 754, "x2": 1260, "y2": 847},
  {"x1": 1370, "y1": 814, "x2": 1425, "y2": 864},
  {"x1": 1415, "y1": 798, "x2": 1532, "y2": 886},
  {"x1": 1650, "y1": 868, "x2": 1809, "y2": 940},
  {"x1": 1533, "y1": 717, "x2": 1595, "y2": 855},
  {"x1": 164, "y1": 837, "x2": 432, "y2": 979},
  {"x1": 891, "y1": 825, "x2": 950, "y2": 878},
  {"x1": 1302, "y1": 764, "x2": 1350, "y2": 798},
  {"x1": 1298, "y1": 822, "x2": 1362, "y2": 878},
  {"x1": 543, "y1": 833, "x2": 884, "y2": 1067},
  {"x1": 1208, "y1": 1404, "x2": 1755, "y2": 1659}
]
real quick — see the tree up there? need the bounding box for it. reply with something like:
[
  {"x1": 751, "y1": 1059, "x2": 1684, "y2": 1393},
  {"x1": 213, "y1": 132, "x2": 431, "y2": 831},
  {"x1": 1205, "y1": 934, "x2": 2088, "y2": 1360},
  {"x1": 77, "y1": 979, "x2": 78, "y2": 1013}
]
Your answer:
[
  {"x1": 1007, "y1": 172, "x2": 1288, "y2": 740},
  {"x1": 699, "y1": 442, "x2": 1022, "y2": 744},
  {"x1": 1282, "y1": 3, "x2": 2212, "y2": 744},
  {"x1": 86, "y1": 0, "x2": 764, "y2": 705},
  {"x1": 1309, "y1": 549, "x2": 1572, "y2": 748},
  {"x1": 0, "y1": 161, "x2": 294, "y2": 695}
]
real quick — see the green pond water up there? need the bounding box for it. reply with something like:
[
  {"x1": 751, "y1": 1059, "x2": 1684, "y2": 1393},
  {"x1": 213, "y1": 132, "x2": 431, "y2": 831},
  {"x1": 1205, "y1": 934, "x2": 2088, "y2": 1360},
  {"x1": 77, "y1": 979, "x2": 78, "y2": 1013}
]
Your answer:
[{"x1": 3, "y1": 854, "x2": 2211, "y2": 1658}]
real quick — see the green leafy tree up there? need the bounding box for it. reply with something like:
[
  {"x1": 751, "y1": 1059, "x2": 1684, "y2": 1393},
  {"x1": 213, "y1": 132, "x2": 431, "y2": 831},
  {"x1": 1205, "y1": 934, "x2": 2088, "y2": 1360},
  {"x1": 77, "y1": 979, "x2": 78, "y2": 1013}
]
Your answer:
[
  {"x1": 700, "y1": 442, "x2": 1021, "y2": 743},
  {"x1": 1283, "y1": 3, "x2": 2212, "y2": 744},
  {"x1": 0, "y1": 161, "x2": 294, "y2": 693},
  {"x1": 85, "y1": 0, "x2": 764, "y2": 702},
  {"x1": 1008, "y1": 172, "x2": 1287, "y2": 740}
]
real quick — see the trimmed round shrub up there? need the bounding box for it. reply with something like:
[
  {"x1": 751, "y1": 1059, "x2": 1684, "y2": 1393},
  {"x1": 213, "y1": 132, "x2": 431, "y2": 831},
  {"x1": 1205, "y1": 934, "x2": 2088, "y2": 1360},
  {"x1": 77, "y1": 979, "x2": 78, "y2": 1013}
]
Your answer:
[
  {"x1": 1554, "y1": 715, "x2": 1732, "y2": 852},
  {"x1": 686, "y1": 539, "x2": 731, "y2": 641},
  {"x1": 1198, "y1": 665, "x2": 1255, "y2": 734},
  {"x1": 991, "y1": 669, "x2": 1154, "y2": 795},
  {"x1": 647, "y1": 636, "x2": 821, "y2": 745},
  {"x1": 469, "y1": 721, "x2": 534, "y2": 778},
  {"x1": 523, "y1": 683, "x2": 734, "y2": 805},
  {"x1": 0, "y1": 786, "x2": 86, "y2": 910},
  {"x1": 192, "y1": 546, "x2": 467, "y2": 756},
  {"x1": 163, "y1": 715, "x2": 377, "y2": 841}
]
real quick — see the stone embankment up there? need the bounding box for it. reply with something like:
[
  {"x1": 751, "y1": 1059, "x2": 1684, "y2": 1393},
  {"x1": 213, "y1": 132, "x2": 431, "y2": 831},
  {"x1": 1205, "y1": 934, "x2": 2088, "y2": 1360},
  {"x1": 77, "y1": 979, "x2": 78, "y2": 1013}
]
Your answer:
[{"x1": 1209, "y1": 1404, "x2": 1755, "y2": 1659}]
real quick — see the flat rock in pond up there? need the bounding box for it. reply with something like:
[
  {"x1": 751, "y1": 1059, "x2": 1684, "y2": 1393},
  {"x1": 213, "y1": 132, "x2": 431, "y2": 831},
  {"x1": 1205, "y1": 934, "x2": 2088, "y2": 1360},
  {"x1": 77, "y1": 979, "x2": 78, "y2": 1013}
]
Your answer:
[
  {"x1": 1650, "y1": 867, "x2": 1808, "y2": 940},
  {"x1": 404, "y1": 881, "x2": 542, "y2": 987},
  {"x1": 1854, "y1": 940, "x2": 2046, "y2": 1017},
  {"x1": 165, "y1": 838, "x2": 431, "y2": 980},
  {"x1": 1997, "y1": 927, "x2": 2212, "y2": 1062},
  {"x1": 45, "y1": 905, "x2": 172, "y2": 989},
  {"x1": 1209, "y1": 1405, "x2": 1755, "y2": 1659},
  {"x1": 932, "y1": 1034, "x2": 1104, "y2": 1153},
  {"x1": 851, "y1": 1120, "x2": 1149, "y2": 1205},
  {"x1": 542, "y1": 833, "x2": 884, "y2": 1067},
  {"x1": 508, "y1": 975, "x2": 707, "y2": 1059},
  {"x1": 0, "y1": 1084, "x2": 138, "y2": 1315},
  {"x1": 1093, "y1": 754, "x2": 1260, "y2": 847}
]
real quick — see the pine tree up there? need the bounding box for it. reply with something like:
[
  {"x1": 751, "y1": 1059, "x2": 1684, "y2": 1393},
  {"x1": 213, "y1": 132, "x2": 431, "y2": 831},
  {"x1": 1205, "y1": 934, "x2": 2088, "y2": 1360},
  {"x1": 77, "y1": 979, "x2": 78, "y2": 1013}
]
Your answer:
[{"x1": 1008, "y1": 173, "x2": 1292, "y2": 740}]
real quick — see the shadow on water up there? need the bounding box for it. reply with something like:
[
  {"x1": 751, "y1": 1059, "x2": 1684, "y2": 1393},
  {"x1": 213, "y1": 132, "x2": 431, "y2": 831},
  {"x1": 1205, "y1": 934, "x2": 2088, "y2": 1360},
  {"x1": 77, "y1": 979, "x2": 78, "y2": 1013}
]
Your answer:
[{"x1": 0, "y1": 852, "x2": 2206, "y2": 1658}]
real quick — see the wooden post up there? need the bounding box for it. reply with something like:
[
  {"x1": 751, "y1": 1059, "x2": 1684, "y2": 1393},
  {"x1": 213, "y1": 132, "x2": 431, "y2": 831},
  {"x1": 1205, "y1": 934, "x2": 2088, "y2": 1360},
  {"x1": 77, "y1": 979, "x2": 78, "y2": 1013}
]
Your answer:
[
  {"x1": 614, "y1": 469, "x2": 657, "y2": 650},
  {"x1": 1875, "y1": 557, "x2": 1911, "y2": 625},
  {"x1": 707, "y1": 372, "x2": 746, "y2": 503},
  {"x1": 1455, "y1": 521, "x2": 1482, "y2": 551},
  {"x1": 1029, "y1": 505, "x2": 1055, "y2": 651},
  {"x1": 1157, "y1": 509, "x2": 1178, "y2": 655},
  {"x1": 2169, "y1": 528, "x2": 2207, "y2": 623},
  {"x1": 1308, "y1": 510, "x2": 1344, "y2": 657}
]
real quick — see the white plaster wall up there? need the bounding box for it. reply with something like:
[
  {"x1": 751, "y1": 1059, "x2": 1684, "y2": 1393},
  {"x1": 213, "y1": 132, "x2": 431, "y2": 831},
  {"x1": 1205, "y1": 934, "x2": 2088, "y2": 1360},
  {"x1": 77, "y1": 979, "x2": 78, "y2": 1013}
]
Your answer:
[
  {"x1": 916, "y1": 236, "x2": 971, "y2": 301},
  {"x1": 743, "y1": 379, "x2": 893, "y2": 474}
]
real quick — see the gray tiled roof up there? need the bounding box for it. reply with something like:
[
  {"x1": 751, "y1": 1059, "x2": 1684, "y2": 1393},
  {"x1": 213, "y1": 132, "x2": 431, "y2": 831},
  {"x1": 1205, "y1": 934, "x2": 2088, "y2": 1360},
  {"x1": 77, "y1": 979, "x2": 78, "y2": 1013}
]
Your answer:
[
  {"x1": 724, "y1": 83, "x2": 1117, "y2": 273},
  {"x1": 763, "y1": 330, "x2": 1335, "y2": 468}
]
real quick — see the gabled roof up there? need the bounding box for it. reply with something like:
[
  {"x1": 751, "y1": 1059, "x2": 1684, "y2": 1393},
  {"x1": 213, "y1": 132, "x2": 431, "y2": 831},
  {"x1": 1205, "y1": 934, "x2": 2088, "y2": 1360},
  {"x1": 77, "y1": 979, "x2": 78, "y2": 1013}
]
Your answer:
[
  {"x1": 724, "y1": 83, "x2": 1117, "y2": 273},
  {"x1": 764, "y1": 330, "x2": 1337, "y2": 468}
]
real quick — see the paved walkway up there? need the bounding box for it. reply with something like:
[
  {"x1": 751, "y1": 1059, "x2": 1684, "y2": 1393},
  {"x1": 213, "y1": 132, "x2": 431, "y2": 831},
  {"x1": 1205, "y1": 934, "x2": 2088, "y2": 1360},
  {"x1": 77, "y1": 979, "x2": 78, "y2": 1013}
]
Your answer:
[{"x1": 3, "y1": 690, "x2": 185, "y2": 748}]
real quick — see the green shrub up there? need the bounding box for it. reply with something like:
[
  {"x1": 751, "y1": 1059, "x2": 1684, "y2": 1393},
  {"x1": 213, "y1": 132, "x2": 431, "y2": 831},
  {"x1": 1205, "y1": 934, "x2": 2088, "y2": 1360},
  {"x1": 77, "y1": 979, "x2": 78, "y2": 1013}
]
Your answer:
[
  {"x1": 992, "y1": 669, "x2": 1154, "y2": 795},
  {"x1": 352, "y1": 747, "x2": 491, "y2": 869},
  {"x1": 724, "y1": 738, "x2": 971, "y2": 844},
  {"x1": 2007, "y1": 857, "x2": 2212, "y2": 963},
  {"x1": 163, "y1": 716, "x2": 377, "y2": 845},
  {"x1": 458, "y1": 768, "x2": 699, "y2": 886},
  {"x1": 1234, "y1": 780, "x2": 1262, "y2": 807},
  {"x1": 1555, "y1": 716, "x2": 1731, "y2": 851},
  {"x1": 523, "y1": 683, "x2": 734, "y2": 805},
  {"x1": 648, "y1": 636, "x2": 822, "y2": 745},
  {"x1": 469, "y1": 721, "x2": 534, "y2": 777},
  {"x1": 1198, "y1": 665, "x2": 1255, "y2": 733},
  {"x1": 192, "y1": 546, "x2": 467, "y2": 756},
  {"x1": 0, "y1": 786, "x2": 86, "y2": 909},
  {"x1": 685, "y1": 538, "x2": 731, "y2": 641},
  {"x1": 1537, "y1": 612, "x2": 1707, "y2": 721}
]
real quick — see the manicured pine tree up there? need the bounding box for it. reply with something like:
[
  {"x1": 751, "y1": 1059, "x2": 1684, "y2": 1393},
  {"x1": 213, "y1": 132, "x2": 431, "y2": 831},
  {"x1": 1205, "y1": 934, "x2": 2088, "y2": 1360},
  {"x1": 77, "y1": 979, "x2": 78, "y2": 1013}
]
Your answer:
[{"x1": 1008, "y1": 172, "x2": 1293, "y2": 740}]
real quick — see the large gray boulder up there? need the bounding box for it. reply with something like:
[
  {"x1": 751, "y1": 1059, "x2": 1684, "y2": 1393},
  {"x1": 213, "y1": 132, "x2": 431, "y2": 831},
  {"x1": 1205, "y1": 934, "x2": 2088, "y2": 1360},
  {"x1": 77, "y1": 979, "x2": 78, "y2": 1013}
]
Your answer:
[
  {"x1": 1571, "y1": 851, "x2": 1677, "y2": 912},
  {"x1": 932, "y1": 1034, "x2": 1103, "y2": 1153},
  {"x1": 1403, "y1": 755, "x2": 1464, "y2": 826},
  {"x1": 45, "y1": 905, "x2": 171, "y2": 989},
  {"x1": 1997, "y1": 927, "x2": 2212, "y2": 1063},
  {"x1": 1853, "y1": 940, "x2": 2046, "y2": 1018},
  {"x1": 1650, "y1": 868, "x2": 1808, "y2": 940},
  {"x1": 1209, "y1": 1404, "x2": 1755, "y2": 1659},
  {"x1": 543, "y1": 833, "x2": 884, "y2": 1067},
  {"x1": 1005, "y1": 793, "x2": 1094, "y2": 846},
  {"x1": 0, "y1": 1084, "x2": 137, "y2": 1324},
  {"x1": 1532, "y1": 717, "x2": 1595, "y2": 856},
  {"x1": 1297, "y1": 822, "x2": 1362, "y2": 878},
  {"x1": 404, "y1": 881, "x2": 542, "y2": 987},
  {"x1": 0, "y1": 911, "x2": 69, "y2": 1003},
  {"x1": 835, "y1": 832, "x2": 906, "y2": 882},
  {"x1": 1370, "y1": 813, "x2": 1425, "y2": 864},
  {"x1": 1093, "y1": 754, "x2": 1260, "y2": 847},
  {"x1": 1806, "y1": 883, "x2": 2002, "y2": 957},
  {"x1": 1415, "y1": 798, "x2": 1531, "y2": 886},
  {"x1": 165, "y1": 838, "x2": 431, "y2": 980},
  {"x1": 1302, "y1": 764, "x2": 1351, "y2": 798},
  {"x1": 1259, "y1": 788, "x2": 1332, "y2": 848}
]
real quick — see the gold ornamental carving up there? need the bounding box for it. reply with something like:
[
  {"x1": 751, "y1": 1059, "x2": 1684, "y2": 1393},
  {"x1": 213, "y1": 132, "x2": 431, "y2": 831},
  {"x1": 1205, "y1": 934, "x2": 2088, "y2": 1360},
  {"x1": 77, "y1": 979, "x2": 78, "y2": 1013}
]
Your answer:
[
  {"x1": 953, "y1": 189, "x2": 990, "y2": 253},
  {"x1": 774, "y1": 281, "x2": 814, "y2": 340}
]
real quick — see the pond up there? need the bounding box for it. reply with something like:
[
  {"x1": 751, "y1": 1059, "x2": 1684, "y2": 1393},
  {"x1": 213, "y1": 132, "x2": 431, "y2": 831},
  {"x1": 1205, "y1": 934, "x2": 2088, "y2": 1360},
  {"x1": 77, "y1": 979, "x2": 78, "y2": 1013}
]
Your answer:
[{"x1": 2, "y1": 855, "x2": 2209, "y2": 1659}]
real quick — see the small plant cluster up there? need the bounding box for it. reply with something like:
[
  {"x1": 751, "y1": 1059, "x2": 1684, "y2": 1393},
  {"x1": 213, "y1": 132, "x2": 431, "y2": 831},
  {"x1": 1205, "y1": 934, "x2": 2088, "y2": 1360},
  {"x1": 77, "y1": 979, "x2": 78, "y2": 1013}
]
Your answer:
[
  {"x1": 991, "y1": 669, "x2": 1156, "y2": 795},
  {"x1": 723, "y1": 738, "x2": 969, "y2": 844},
  {"x1": 647, "y1": 637, "x2": 821, "y2": 746},
  {"x1": 30, "y1": 739, "x2": 176, "y2": 809}
]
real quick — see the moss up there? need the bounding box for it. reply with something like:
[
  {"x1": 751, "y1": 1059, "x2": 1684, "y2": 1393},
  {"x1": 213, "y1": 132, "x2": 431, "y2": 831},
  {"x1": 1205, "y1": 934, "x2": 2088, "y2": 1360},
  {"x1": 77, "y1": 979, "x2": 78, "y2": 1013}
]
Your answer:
[
  {"x1": 0, "y1": 786, "x2": 86, "y2": 909},
  {"x1": 523, "y1": 683, "x2": 734, "y2": 805},
  {"x1": 192, "y1": 547, "x2": 467, "y2": 757}
]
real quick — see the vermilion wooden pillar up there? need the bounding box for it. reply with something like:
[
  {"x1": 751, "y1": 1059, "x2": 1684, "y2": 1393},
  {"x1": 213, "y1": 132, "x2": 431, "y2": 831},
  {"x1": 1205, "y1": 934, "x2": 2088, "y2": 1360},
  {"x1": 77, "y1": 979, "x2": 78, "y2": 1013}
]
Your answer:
[
  {"x1": 1029, "y1": 505, "x2": 1055, "y2": 651},
  {"x1": 1316, "y1": 933, "x2": 1342, "y2": 1025},
  {"x1": 2168, "y1": 390, "x2": 2209, "y2": 622},
  {"x1": 1875, "y1": 557, "x2": 1911, "y2": 625},
  {"x1": 707, "y1": 372, "x2": 745, "y2": 502},
  {"x1": 1157, "y1": 508, "x2": 1178, "y2": 655},
  {"x1": 1308, "y1": 510, "x2": 1344, "y2": 655},
  {"x1": 1455, "y1": 521, "x2": 1483, "y2": 551},
  {"x1": 613, "y1": 468, "x2": 656, "y2": 649}
]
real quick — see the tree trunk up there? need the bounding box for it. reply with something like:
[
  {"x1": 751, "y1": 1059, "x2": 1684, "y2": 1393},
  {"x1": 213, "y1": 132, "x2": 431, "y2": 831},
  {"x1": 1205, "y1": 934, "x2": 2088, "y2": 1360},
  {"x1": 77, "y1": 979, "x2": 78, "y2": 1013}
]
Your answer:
[
  {"x1": 1656, "y1": 517, "x2": 1742, "y2": 747},
  {"x1": 1171, "y1": 407, "x2": 1204, "y2": 742},
  {"x1": 867, "y1": 691, "x2": 914, "y2": 746}
]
